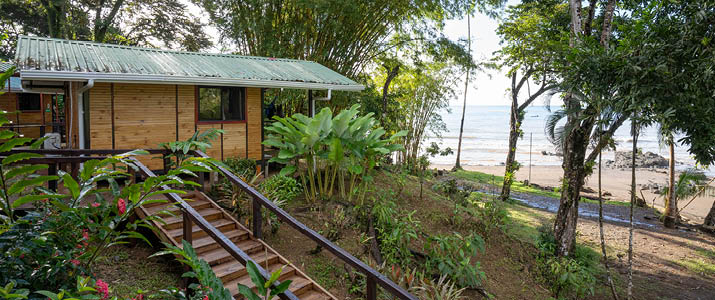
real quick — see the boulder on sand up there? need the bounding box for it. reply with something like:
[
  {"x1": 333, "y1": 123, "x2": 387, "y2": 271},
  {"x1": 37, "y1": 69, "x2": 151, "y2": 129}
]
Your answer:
[{"x1": 607, "y1": 151, "x2": 669, "y2": 169}]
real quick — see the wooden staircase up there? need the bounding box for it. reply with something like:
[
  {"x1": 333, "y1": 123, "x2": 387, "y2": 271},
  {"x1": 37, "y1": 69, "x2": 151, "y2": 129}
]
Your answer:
[{"x1": 135, "y1": 191, "x2": 336, "y2": 300}]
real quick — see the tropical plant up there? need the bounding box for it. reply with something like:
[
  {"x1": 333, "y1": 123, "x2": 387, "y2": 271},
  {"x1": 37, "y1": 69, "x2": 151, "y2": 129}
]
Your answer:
[
  {"x1": 412, "y1": 275, "x2": 466, "y2": 300},
  {"x1": 264, "y1": 104, "x2": 405, "y2": 204},
  {"x1": 372, "y1": 196, "x2": 420, "y2": 267},
  {"x1": 423, "y1": 232, "x2": 485, "y2": 288},
  {"x1": 223, "y1": 157, "x2": 257, "y2": 180},
  {"x1": 259, "y1": 175, "x2": 301, "y2": 205},
  {"x1": 160, "y1": 129, "x2": 223, "y2": 167},
  {"x1": 236, "y1": 260, "x2": 292, "y2": 300}
]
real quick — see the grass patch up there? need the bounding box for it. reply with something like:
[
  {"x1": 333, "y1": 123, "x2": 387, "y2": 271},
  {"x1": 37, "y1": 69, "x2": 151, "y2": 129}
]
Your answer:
[
  {"x1": 452, "y1": 169, "x2": 629, "y2": 206},
  {"x1": 695, "y1": 248, "x2": 715, "y2": 259},
  {"x1": 94, "y1": 244, "x2": 182, "y2": 297},
  {"x1": 305, "y1": 256, "x2": 342, "y2": 290},
  {"x1": 677, "y1": 259, "x2": 715, "y2": 277}
]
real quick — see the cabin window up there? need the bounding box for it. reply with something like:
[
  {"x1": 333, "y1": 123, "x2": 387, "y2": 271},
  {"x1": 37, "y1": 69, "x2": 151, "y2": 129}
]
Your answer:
[
  {"x1": 18, "y1": 93, "x2": 41, "y2": 111},
  {"x1": 198, "y1": 87, "x2": 245, "y2": 122}
]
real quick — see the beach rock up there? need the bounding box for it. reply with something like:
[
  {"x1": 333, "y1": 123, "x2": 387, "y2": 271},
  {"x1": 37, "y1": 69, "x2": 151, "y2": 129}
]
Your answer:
[
  {"x1": 541, "y1": 150, "x2": 563, "y2": 157},
  {"x1": 608, "y1": 151, "x2": 669, "y2": 169}
]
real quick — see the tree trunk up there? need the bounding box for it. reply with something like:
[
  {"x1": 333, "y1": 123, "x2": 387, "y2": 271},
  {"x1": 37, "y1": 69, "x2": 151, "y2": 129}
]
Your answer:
[
  {"x1": 705, "y1": 201, "x2": 715, "y2": 227},
  {"x1": 627, "y1": 121, "x2": 638, "y2": 300},
  {"x1": 500, "y1": 103, "x2": 520, "y2": 201},
  {"x1": 553, "y1": 124, "x2": 590, "y2": 257},
  {"x1": 599, "y1": 127, "x2": 619, "y2": 300},
  {"x1": 381, "y1": 64, "x2": 399, "y2": 125},
  {"x1": 664, "y1": 139, "x2": 677, "y2": 228},
  {"x1": 455, "y1": 13, "x2": 471, "y2": 170}
]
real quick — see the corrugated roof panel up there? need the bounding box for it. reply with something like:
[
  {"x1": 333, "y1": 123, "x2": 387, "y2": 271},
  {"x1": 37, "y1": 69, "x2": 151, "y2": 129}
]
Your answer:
[{"x1": 13, "y1": 36, "x2": 362, "y2": 90}]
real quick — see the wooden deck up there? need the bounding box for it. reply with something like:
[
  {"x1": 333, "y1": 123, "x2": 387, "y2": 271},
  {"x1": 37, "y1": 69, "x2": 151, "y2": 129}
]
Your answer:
[{"x1": 135, "y1": 191, "x2": 336, "y2": 300}]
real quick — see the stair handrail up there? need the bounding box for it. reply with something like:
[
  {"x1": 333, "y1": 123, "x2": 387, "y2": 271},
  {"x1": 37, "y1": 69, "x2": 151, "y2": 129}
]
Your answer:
[
  {"x1": 191, "y1": 150, "x2": 418, "y2": 300},
  {"x1": 129, "y1": 157, "x2": 300, "y2": 300}
]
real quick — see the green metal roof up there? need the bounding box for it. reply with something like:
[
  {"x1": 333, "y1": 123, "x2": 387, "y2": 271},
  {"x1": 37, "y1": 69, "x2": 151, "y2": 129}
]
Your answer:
[
  {"x1": 14, "y1": 36, "x2": 363, "y2": 91},
  {"x1": 0, "y1": 62, "x2": 14, "y2": 73}
]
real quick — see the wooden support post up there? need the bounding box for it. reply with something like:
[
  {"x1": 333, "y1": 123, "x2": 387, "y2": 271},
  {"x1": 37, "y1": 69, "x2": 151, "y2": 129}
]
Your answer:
[
  {"x1": 163, "y1": 154, "x2": 170, "y2": 174},
  {"x1": 252, "y1": 196, "x2": 262, "y2": 239},
  {"x1": 48, "y1": 163, "x2": 57, "y2": 191},
  {"x1": 367, "y1": 276, "x2": 377, "y2": 300},
  {"x1": 70, "y1": 162, "x2": 79, "y2": 180},
  {"x1": 183, "y1": 209, "x2": 193, "y2": 245},
  {"x1": 198, "y1": 171, "x2": 205, "y2": 192}
]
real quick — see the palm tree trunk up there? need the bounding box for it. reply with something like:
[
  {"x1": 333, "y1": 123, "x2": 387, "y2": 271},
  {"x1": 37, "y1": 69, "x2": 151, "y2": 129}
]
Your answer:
[
  {"x1": 705, "y1": 201, "x2": 715, "y2": 227},
  {"x1": 664, "y1": 139, "x2": 677, "y2": 228},
  {"x1": 455, "y1": 13, "x2": 471, "y2": 170}
]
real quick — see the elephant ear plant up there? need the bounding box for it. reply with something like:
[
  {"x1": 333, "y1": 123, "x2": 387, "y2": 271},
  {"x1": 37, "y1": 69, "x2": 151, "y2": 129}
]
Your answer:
[{"x1": 263, "y1": 104, "x2": 405, "y2": 204}]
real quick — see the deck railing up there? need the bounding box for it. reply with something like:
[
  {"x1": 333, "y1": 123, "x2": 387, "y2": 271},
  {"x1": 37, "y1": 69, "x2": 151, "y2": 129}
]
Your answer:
[{"x1": 3, "y1": 149, "x2": 418, "y2": 300}]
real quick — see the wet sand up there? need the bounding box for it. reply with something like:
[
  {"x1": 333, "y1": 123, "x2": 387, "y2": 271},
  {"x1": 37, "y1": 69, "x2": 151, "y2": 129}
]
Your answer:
[{"x1": 432, "y1": 164, "x2": 714, "y2": 223}]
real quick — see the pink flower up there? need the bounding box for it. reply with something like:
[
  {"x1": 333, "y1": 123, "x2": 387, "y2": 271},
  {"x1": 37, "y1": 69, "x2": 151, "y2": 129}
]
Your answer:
[
  {"x1": 96, "y1": 279, "x2": 109, "y2": 300},
  {"x1": 117, "y1": 198, "x2": 126, "y2": 215},
  {"x1": 70, "y1": 259, "x2": 80, "y2": 266},
  {"x1": 91, "y1": 202, "x2": 100, "y2": 207},
  {"x1": 131, "y1": 294, "x2": 144, "y2": 300},
  {"x1": 203, "y1": 296, "x2": 208, "y2": 300},
  {"x1": 83, "y1": 229, "x2": 89, "y2": 240}
]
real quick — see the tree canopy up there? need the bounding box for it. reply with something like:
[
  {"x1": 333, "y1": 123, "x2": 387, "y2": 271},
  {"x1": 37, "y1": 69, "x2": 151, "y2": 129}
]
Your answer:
[{"x1": 0, "y1": 0, "x2": 211, "y2": 59}]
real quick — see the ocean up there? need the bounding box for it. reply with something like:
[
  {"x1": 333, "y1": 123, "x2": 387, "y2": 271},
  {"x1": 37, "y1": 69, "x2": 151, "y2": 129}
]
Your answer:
[{"x1": 425, "y1": 105, "x2": 712, "y2": 175}]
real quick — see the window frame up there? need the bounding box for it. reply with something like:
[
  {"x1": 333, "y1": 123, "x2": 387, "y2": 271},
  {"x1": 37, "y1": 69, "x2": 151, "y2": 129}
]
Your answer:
[
  {"x1": 195, "y1": 86, "x2": 247, "y2": 124},
  {"x1": 17, "y1": 93, "x2": 42, "y2": 112}
]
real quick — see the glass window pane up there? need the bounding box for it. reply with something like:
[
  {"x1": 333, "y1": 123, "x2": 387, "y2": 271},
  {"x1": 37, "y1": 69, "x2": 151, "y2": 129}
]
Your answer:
[
  {"x1": 19, "y1": 93, "x2": 41, "y2": 111},
  {"x1": 223, "y1": 88, "x2": 245, "y2": 121},
  {"x1": 199, "y1": 88, "x2": 221, "y2": 120}
]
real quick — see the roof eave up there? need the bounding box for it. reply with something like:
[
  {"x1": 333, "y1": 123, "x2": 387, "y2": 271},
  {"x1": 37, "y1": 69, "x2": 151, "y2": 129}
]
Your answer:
[{"x1": 19, "y1": 70, "x2": 365, "y2": 91}]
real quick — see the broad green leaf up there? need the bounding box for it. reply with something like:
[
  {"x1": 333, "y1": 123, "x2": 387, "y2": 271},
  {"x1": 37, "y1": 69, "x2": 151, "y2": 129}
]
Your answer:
[
  {"x1": 4, "y1": 164, "x2": 48, "y2": 180},
  {"x1": 279, "y1": 165, "x2": 296, "y2": 176},
  {"x1": 245, "y1": 261, "x2": 267, "y2": 295},
  {"x1": 8, "y1": 175, "x2": 58, "y2": 195},
  {"x1": 2, "y1": 152, "x2": 43, "y2": 165}
]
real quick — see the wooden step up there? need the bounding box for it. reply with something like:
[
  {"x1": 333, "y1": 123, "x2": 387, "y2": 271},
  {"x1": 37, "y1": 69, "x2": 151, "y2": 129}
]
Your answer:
[
  {"x1": 300, "y1": 290, "x2": 333, "y2": 300},
  {"x1": 213, "y1": 251, "x2": 281, "y2": 283},
  {"x1": 167, "y1": 218, "x2": 236, "y2": 240},
  {"x1": 286, "y1": 274, "x2": 313, "y2": 296},
  {"x1": 199, "y1": 240, "x2": 266, "y2": 266},
  {"x1": 161, "y1": 208, "x2": 223, "y2": 230},
  {"x1": 144, "y1": 199, "x2": 212, "y2": 215},
  {"x1": 192, "y1": 229, "x2": 250, "y2": 254}
]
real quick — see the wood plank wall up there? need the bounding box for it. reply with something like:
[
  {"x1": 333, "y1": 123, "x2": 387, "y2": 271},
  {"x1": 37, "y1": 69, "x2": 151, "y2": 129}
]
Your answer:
[
  {"x1": 0, "y1": 92, "x2": 52, "y2": 138},
  {"x1": 86, "y1": 83, "x2": 263, "y2": 169}
]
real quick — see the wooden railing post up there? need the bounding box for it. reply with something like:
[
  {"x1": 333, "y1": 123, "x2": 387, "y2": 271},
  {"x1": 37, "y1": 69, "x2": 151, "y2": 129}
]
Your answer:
[
  {"x1": 252, "y1": 196, "x2": 262, "y2": 239},
  {"x1": 48, "y1": 163, "x2": 57, "y2": 191},
  {"x1": 162, "y1": 154, "x2": 170, "y2": 174},
  {"x1": 367, "y1": 276, "x2": 377, "y2": 300},
  {"x1": 183, "y1": 209, "x2": 192, "y2": 245}
]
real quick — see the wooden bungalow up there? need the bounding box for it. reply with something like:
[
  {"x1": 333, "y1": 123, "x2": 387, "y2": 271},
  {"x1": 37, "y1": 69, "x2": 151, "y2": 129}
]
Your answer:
[{"x1": 12, "y1": 36, "x2": 363, "y2": 168}]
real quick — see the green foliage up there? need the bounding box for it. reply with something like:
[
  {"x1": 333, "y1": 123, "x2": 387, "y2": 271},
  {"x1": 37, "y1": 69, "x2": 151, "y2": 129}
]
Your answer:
[
  {"x1": 223, "y1": 157, "x2": 257, "y2": 180},
  {"x1": 467, "y1": 192, "x2": 511, "y2": 234},
  {"x1": 1, "y1": 276, "x2": 146, "y2": 300},
  {"x1": 536, "y1": 225, "x2": 596, "y2": 298},
  {"x1": 424, "y1": 232, "x2": 485, "y2": 288},
  {"x1": 160, "y1": 129, "x2": 223, "y2": 167},
  {"x1": 264, "y1": 104, "x2": 405, "y2": 204},
  {"x1": 372, "y1": 196, "x2": 420, "y2": 267},
  {"x1": 412, "y1": 275, "x2": 466, "y2": 300},
  {"x1": 259, "y1": 175, "x2": 301, "y2": 205},
  {"x1": 236, "y1": 261, "x2": 292, "y2": 300}
]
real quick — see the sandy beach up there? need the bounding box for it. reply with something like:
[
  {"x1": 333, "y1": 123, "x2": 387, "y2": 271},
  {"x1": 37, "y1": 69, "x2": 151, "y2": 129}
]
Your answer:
[{"x1": 432, "y1": 163, "x2": 714, "y2": 223}]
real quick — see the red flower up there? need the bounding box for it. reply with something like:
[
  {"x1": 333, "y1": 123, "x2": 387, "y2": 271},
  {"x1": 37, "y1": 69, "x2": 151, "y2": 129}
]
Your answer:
[
  {"x1": 70, "y1": 259, "x2": 80, "y2": 266},
  {"x1": 131, "y1": 294, "x2": 144, "y2": 300},
  {"x1": 83, "y1": 229, "x2": 89, "y2": 240},
  {"x1": 91, "y1": 202, "x2": 100, "y2": 207},
  {"x1": 96, "y1": 279, "x2": 109, "y2": 300},
  {"x1": 203, "y1": 296, "x2": 208, "y2": 300},
  {"x1": 117, "y1": 198, "x2": 126, "y2": 215}
]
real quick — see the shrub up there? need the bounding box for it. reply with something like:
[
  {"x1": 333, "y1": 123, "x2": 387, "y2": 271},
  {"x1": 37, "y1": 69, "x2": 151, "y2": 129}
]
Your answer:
[
  {"x1": 224, "y1": 157, "x2": 257, "y2": 180},
  {"x1": 424, "y1": 233, "x2": 485, "y2": 288},
  {"x1": 372, "y1": 196, "x2": 420, "y2": 267},
  {"x1": 259, "y1": 175, "x2": 301, "y2": 204},
  {"x1": 467, "y1": 192, "x2": 511, "y2": 234},
  {"x1": 536, "y1": 225, "x2": 596, "y2": 299},
  {"x1": 412, "y1": 275, "x2": 466, "y2": 300}
]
